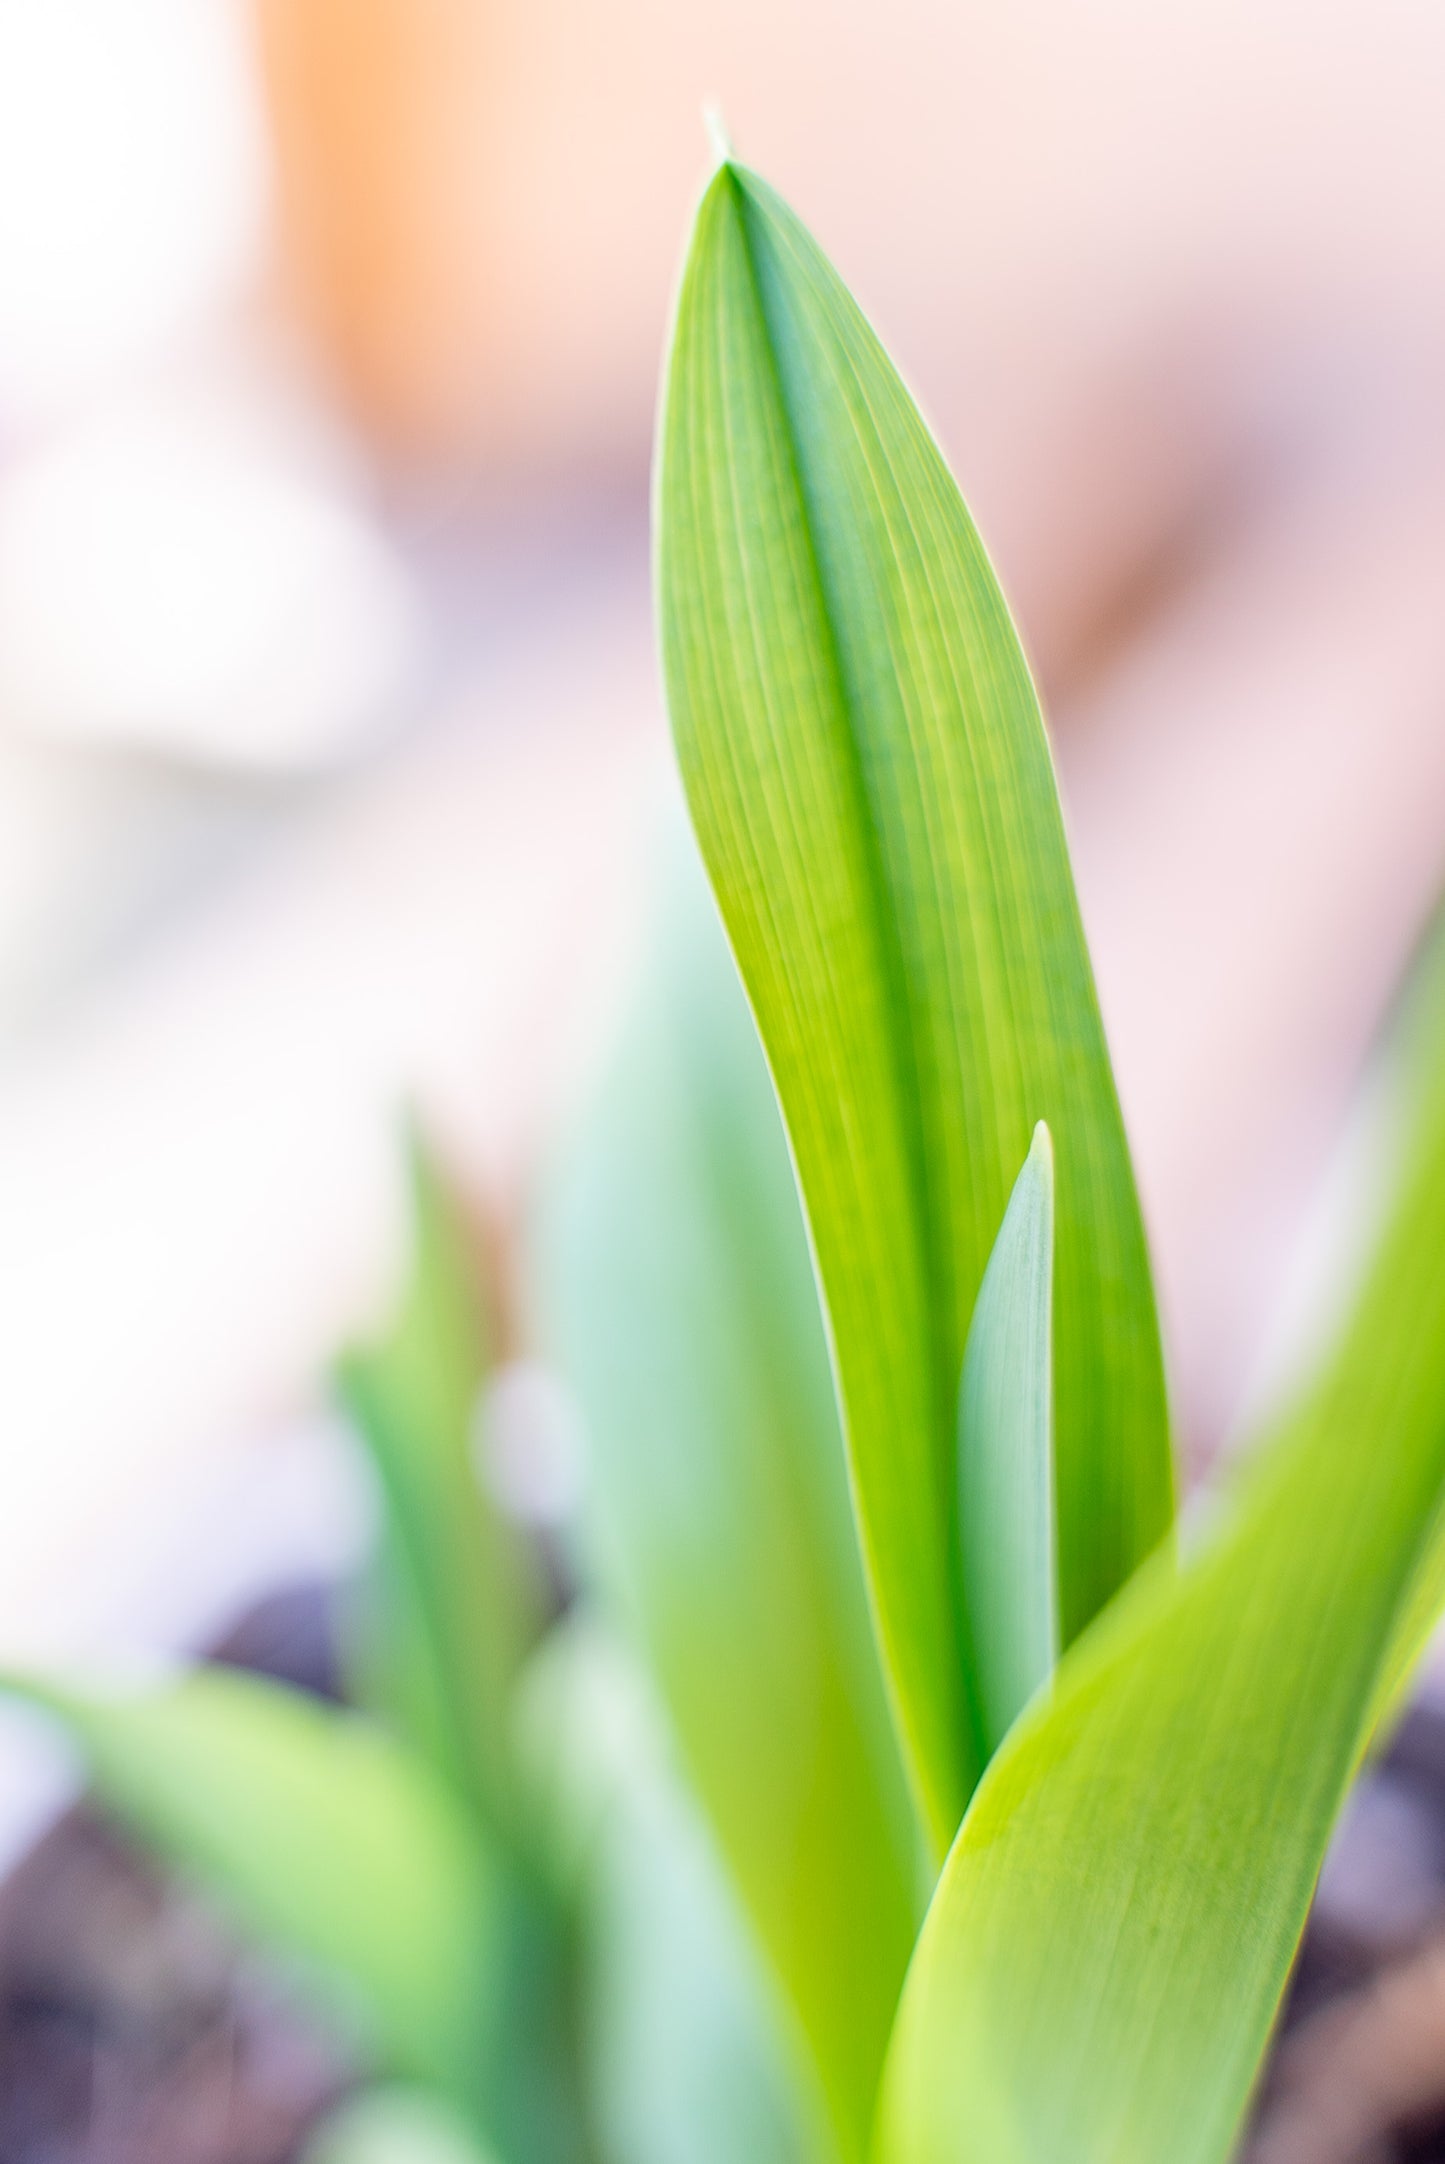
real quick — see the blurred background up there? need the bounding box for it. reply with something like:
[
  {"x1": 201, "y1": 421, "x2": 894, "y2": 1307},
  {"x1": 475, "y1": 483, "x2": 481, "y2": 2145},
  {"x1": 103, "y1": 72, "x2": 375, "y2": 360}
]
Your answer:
[{"x1": 2, "y1": 0, "x2": 1445, "y2": 1803}]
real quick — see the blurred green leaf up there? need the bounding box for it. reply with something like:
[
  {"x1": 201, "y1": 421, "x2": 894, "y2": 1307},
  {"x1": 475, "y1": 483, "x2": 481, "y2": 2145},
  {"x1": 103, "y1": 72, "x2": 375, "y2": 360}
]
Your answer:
[
  {"x1": 540, "y1": 845, "x2": 919, "y2": 2160},
  {"x1": 957, "y1": 1122, "x2": 1056, "y2": 1758},
  {"x1": 518, "y1": 1621, "x2": 832, "y2": 2164},
  {"x1": 656, "y1": 158, "x2": 1171, "y2": 1849},
  {"x1": 1338, "y1": 917, "x2": 1445, "y2": 1732},
  {"x1": 6, "y1": 1668, "x2": 505, "y2": 2111},
  {"x1": 303, "y1": 2089, "x2": 502, "y2": 2164},
  {"x1": 338, "y1": 1132, "x2": 544, "y2": 1838},
  {"x1": 879, "y1": 923, "x2": 1445, "y2": 2164}
]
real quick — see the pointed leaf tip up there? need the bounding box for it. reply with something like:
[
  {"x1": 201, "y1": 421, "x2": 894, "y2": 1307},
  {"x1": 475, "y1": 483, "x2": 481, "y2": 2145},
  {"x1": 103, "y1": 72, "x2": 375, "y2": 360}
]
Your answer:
[{"x1": 656, "y1": 157, "x2": 1172, "y2": 1849}]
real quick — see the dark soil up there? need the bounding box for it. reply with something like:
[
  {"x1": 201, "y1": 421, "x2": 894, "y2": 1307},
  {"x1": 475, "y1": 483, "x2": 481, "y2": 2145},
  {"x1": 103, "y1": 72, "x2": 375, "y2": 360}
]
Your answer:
[{"x1": 0, "y1": 1589, "x2": 352, "y2": 2164}]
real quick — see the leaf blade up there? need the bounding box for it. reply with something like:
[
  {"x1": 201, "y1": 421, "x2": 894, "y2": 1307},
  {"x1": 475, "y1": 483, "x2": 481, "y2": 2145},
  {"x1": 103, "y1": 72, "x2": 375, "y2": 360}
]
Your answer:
[
  {"x1": 880, "y1": 923, "x2": 1445, "y2": 2164},
  {"x1": 957, "y1": 1122, "x2": 1056, "y2": 1757},
  {"x1": 337, "y1": 1132, "x2": 543, "y2": 1839},
  {"x1": 657, "y1": 161, "x2": 1171, "y2": 1845},
  {"x1": 520, "y1": 1621, "x2": 834, "y2": 2164},
  {"x1": 539, "y1": 843, "x2": 919, "y2": 2160},
  {"x1": 6, "y1": 1668, "x2": 506, "y2": 2110}
]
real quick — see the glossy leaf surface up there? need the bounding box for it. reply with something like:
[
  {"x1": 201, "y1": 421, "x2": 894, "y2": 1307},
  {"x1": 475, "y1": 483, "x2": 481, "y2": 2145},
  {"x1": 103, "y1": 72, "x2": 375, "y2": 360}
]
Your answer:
[{"x1": 657, "y1": 158, "x2": 1170, "y2": 1846}]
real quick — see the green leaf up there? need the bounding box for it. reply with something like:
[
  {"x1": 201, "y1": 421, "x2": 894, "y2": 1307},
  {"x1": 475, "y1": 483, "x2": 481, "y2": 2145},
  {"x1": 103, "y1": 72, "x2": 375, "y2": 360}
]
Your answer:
[
  {"x1": 1339, "y1": 914, "x2": 1445, "y2": 1734},
  {"x1": 5, "y1": 1668, "x2": 506, "y2": 2111},
  {"x1": 879, "y1": 921, "x2": 1445, "y2": 2164},
  {"x1": 303, "y1": 2090, "x2": 502, "y2": 2164},
  {"x1": 656, "y1": 158, "x2": 1171, "y2": 1849},
  {"x1": 338, "y1": 1130, "x2": 544, "y2": 1838},
  {"x1": 337, "y1": 1146, "x2": 593, "y2": 2164},
  {"x1": 538, "y1": 841, "x2": 919, "y2": 2161},
  {"x1": 517, "y1": 1620, "x2": 833, "y2": 2164},
  {"x1": 957, "y1": 1122, "x2": 1056, "y2": 1758}
]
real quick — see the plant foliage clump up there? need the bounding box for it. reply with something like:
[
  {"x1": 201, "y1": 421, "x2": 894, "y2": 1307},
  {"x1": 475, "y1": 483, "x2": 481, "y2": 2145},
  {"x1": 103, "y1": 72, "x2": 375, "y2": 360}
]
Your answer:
[{"x1": 10, "y1": 139, "x2": 1445, "y2": 2164}]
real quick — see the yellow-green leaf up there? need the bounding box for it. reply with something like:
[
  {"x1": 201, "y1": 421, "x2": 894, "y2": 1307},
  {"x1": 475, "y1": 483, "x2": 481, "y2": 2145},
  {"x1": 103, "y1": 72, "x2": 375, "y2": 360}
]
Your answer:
[
  {"x1": 880, "y1": 919, "x2": 1445, "y2": 2164},
  {"x1": 656, "y1": 159, "x2": 1171, "y2": 1849}
]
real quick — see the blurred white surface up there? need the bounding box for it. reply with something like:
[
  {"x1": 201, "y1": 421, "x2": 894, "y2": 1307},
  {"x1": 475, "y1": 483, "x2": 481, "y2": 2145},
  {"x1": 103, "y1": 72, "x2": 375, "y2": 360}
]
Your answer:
[
  {"x1": 0, "y1": 0, "x2": 266, "y2": 427},
  {"x1": 0, "y1": 564, "x2": 655, "y2": 1672},
  {"x1": 0, "y1": 384, "x2": 421, "y2": 770}
]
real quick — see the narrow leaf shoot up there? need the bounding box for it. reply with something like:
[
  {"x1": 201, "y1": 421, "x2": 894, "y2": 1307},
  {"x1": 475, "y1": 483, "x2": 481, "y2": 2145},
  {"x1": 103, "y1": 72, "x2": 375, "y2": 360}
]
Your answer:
[
  {"x1": 881, "y1": 925, "x2": 1445, "y2": 2164},
  {"x1": 657, "y1": 158, "x2": 1171, "y2": 1848},
  {"x1": 540, "y1": 841, "x2": 918, "y2": 2158},
  {"x1": 338, "y1": 1132, "x2": 544, "y2": 1840},
  {"x1": 957, "y1": 1122, "x2": 1057, "y2": 1758}
]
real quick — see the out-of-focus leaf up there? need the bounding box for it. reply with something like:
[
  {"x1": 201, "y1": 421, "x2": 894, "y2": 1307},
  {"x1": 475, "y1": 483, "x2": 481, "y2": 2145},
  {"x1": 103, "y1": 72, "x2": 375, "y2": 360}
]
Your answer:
[
  {"x1": 656, "y1": 157, "x2": 1171, "y2": 1849},
  {"x1": 517, "y1": 1620, "x2": 832, "y2": 2164},
  {"x1": 4, "y1": 1668, "x2": 505, "y2": 2111},
  {"x1": 539, "y1": 843, "x2": 918, "y2": 2159},
  {"x1": 338, "y1": 1132, "x2": 544, "y2": 1837},
  {"x1": 337, "y1": 1143, "x2": 589, "y2": 2164},
  {"x1": 879, "y1": 924, "x2": 1445, "y2": 2164},
  {"x1": 1340, "y1": 917, "x2": 1445, "y2": 1731},
  {"x1": 303, "y1": 2089, "x2": 501, "y2": 2164},
  {"x1": 957, "y1": 1123, "x2": 1056, "y2": 1758}
]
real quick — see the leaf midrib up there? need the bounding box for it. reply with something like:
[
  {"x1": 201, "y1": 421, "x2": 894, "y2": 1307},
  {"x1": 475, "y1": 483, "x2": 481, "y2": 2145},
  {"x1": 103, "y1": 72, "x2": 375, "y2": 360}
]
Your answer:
[{"x1": 726, "y1": 163, "x2": 985, "y2": 1782}]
